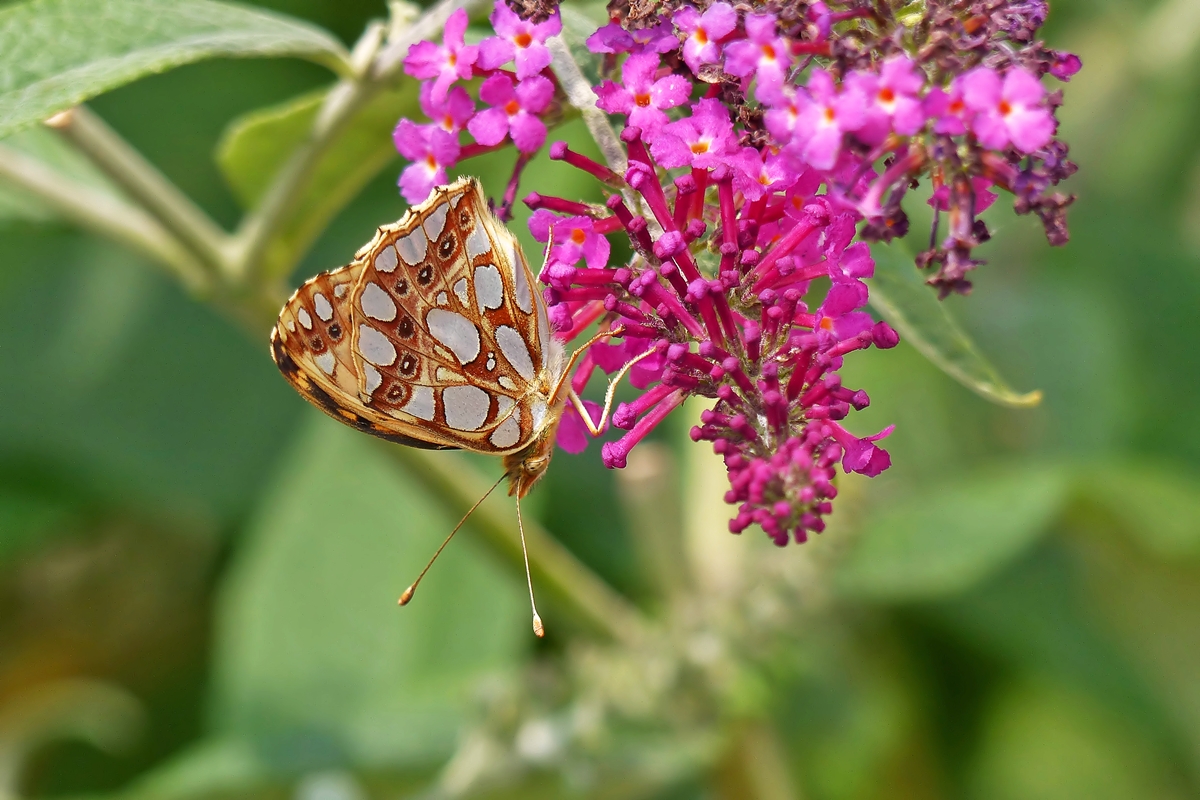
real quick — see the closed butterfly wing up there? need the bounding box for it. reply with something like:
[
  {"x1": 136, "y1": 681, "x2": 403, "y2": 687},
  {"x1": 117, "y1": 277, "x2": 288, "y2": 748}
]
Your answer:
[{"x1": 271, "y1": 177, "x2": 565, "y2": 455}]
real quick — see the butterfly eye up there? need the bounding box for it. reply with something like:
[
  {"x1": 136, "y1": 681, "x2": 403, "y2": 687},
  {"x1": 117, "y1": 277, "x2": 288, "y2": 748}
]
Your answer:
[
  {"x1": 399, "y1": 353, "x2": 419, "y2": 377},
  {"x1": 327, "y1": 323, "x2": 342, "y2": 340},
  {"x1": 438, "y1": 234, "x2": 455, "y2": 260},
  {"x1": 397, "y1": 316, "x2": 415, "y2": 338},
  {"x1": 394, "y1": 278, "x2": 410, "y2": 296},
  {"x1": 417, "y1": 265, "x2": 434, "y2": 286}
]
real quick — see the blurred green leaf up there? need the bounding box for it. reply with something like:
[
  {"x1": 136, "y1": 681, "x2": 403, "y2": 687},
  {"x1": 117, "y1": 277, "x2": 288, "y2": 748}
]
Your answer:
[
  {"x1": 1074, "y1": 461, "x2": 1200, "y2": 559},
  {"x1": 868, "y1": 242, "x2": 1043, "y2": 408},
  {"x1": 216, "y1": 82, "x2": 418, "y2": 279},
  {"x1": 0, "y1": 680, "x2": 143, "y2": 792},
  {"x1": 0, "y1": 0, "x2": 350, "y2": 140},
  {"x1": 968, "y1": 681, "x2": 1189, "y2": 800},
  {"x1": 0, "y1": 488, "x2": 76, "y2": 564},
  {"x1": 209, "y1": 418, "x2": 525, "y2": 776},
  {"x1": 837, "y1": 463, "x2": 1069, "y2": 600}
]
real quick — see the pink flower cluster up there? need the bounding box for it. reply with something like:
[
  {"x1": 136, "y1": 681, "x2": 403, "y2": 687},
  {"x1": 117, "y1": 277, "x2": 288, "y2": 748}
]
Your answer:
[
  {"x1": 398, "y1": 4, "x2": 563, "y2": 204},
  {"x1": 396, "y1": 0, "x2": 1080, "y2": 545}
]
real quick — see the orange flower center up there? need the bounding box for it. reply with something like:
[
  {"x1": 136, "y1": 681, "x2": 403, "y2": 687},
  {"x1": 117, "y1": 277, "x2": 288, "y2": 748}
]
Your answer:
[
  {"x1": 635, "y1": 92, "x2": 652, "y2": 107},
  {"x1": 949, "y1": 98, "x2": 965, "y2": 114},
  {"x1": 515, "y1": 31, "x2": 532, "y2": 48},
  {"x1": 690, "y1": 140, "x2": 710, "y2": 154},
  {"x1": 426, "y1": 154, "x2": 438, "y2": 168},
  {"x1": 762, "y1": 43, "x2": 776, "y2": 60},
  {"x1": 878, "y1": 87, "x2": 895, "y2": 103},
  {"x1": 695, "y1": 27, "x2": 708, "y2": 44},
  {"x1": 824, "y1": 106, "x2": 836, "y2": 123},
  {"x1": 448, "y1": 53, "x2": 457, "y2": 67},
  {"x1": 819, "y1": 316, "x2": 834, "y2": 331},
  {"x1": 505, "y1": 99, "x2": 521, "y2": 115},
  {"x1": 570, "y1": 229, "x2": 587, "y2": 244},
  {"x1": 998, "y1": 99, "x2": 1012, "y2": 116}
]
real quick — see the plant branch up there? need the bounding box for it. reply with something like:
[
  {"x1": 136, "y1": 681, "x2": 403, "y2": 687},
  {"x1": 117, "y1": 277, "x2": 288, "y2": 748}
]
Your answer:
[
  {"x1": 45, "y1": 106, "x2": 231, "y2": 277},
  {"x1": 0, "y1": 143, "x2": 210, "y2": 292},
  {"x1": 385, "y1": 446, "x2": 651, "y2": 644},
  {"x1": 232, "y1": 0, "x2": 489, "y2": 285}
]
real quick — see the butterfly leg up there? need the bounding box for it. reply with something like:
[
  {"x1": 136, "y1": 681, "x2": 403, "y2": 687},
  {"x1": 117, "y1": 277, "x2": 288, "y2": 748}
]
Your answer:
[{"x1": 567, "y1": 345, "x2": 660, "y2": 437}]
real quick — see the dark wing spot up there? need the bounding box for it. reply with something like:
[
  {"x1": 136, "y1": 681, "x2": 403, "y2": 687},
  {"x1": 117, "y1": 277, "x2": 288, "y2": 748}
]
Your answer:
[
  {"x1": 397, "y1": 316, "x2": 415, "y2": 338},
  {"x1": 384, "y1": 384, "x2": 406, "y2": 403},
  {"x1": 416, "y1": 265, "x2": 434, "y2": 286},
  {"x1": 398, "y1": 353, "x2": 418, "y2": 378},
  {"x1": 327, "y1": 322, "x2": 342, "y2": 340},
  {"x1": 457, "y1": 208, "x2": 471, "y2": 228},
  {"x1": 394, "y1": 278, "x2": 410, "y2": 296},
  {"x1": 309, "y1": 334, "x2": 325, "y2": 352},
  {"x1": 438, "y1": 233, "x2": 455, "y2": 260}
]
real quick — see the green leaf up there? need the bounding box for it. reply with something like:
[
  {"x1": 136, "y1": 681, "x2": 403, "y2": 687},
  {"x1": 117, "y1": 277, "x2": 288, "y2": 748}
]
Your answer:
[
  {"x1": 868, "y1": 242, "x2": 1043, "y2": 408},
  {"x1": 210, "y1": 418, "x2": 525, "y2": 774},
  {"x1": 216, "y1": 81, "x2": 419, "y2": 279},
  {"x1": 0, "y1": 0, "x2": 350, "y2": 141},
  {"x1": 837, "y1": 462, "x2": 1069, "y2": 600},
  {"x1": 1074, "y1": 460, "x2": 1200, "y2": 559}
]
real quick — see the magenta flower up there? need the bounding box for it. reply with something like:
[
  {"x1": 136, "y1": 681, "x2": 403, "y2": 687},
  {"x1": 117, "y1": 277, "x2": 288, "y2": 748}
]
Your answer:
[
  {"x1": 403, "y1": 8, "x2": 478, "y2": 105},
  {"x1": 845, "y1": 56, "x2": 927, "y2": 144},
  {"x1": 650, "y1": 99, "x2": 738, "y2": 169},
  {"x1": 723, "y1": 13, "x2": 791, "y2": 103},
  {"x1": 929, "y1": 177, "x2": 997, "y2": 212},
  {"x1": 923, "y1": 81, "x2": 969, "y2": 136},
  {"x1": 594, "y1": 53, "x2": 691, "y2": 141},
  {"x1": 763, "y1": 85, "x2": 800, "y2": 145},
  {"x1": 673, "y1": 2, "x2": 737, "y2": 73},
  {"x1": 961, "y1": 66, "x2": 1055, "y2": 153},
  {"x1": 477, "y1": 1, "x2": 562, "y2": 79},
  {"x1": 586, "y1": 21, "x2": 678, "y2": 55},
  {"x1": 790, "y1": 70, "x2": 867, "y2": 170},
  {"x1": 419, "y1": 84, "x2": 474, "y2": 135},
  {"x1": 832, "y1": 423, "x2": 894, "y2": 477},
  {"x1": 557, "y1": 399, "x2": 603, "y2": 454},
  {"x1": 394, "y1": 121, "x2": 461, "y2": 204},
  {"x1": 468, "y1": 74, "x2": 554, "y2": 153},
  {"x1": 529, "y1": 210, "x2": 611, "y2": 271}
]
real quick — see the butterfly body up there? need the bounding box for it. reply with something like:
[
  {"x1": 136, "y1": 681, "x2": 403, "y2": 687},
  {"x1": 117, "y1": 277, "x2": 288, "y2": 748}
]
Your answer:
[{"x1": 270, "y1": 176, "x2": 569, "y2": 498}]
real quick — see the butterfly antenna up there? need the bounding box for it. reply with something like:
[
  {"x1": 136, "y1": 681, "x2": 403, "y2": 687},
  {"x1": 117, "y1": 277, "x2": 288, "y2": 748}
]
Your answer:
[
  {"x1": 515, "y1": 495, "x2": 545, "y2": 637},
  {"x1": 398, "y1": 473, "x2": 506, "y2": 606}
]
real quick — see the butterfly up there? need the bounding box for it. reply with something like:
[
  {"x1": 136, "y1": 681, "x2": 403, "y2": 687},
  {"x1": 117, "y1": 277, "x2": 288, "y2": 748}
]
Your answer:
[{"x1": 269, "y1": 177, "x2": 631, "y2": 636}]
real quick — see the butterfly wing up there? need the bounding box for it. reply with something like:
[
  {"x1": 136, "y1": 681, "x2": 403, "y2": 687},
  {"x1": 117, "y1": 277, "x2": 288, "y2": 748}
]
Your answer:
[
  {"x1": 271, "y1": 263, "x2": 456, "y2": 450},
  {"x1": 270, "y1": 177, "x2": 563, "y2": 454}
]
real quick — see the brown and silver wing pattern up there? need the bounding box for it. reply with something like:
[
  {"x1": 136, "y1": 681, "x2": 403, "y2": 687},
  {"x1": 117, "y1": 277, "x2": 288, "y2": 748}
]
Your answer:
[{"x1": 270, "y1": 176, "x2": 563, "y2": 454}]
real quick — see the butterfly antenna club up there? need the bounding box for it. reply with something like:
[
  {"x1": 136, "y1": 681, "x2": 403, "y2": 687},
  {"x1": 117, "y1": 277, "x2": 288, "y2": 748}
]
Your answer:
[
  {"x1": 515, "y1": 495, "x2": 545, "y2": 637},
  {"x1": 399, "y1": 472, "x2": 506, "y2": 606}
]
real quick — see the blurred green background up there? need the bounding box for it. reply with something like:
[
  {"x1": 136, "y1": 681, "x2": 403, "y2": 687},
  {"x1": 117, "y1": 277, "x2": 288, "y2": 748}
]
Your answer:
[{"x1": 2, "y1": 0, "x2": 1199, "y2": 798}]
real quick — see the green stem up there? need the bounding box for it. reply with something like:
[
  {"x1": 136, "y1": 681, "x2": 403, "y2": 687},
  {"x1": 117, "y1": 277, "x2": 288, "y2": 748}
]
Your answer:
[
  {"x1": 0, "y1": 142, "x2": 210, "y2": 292},
  {"x1": 45, "y1": 106, "x2": 231, "y2": 277},
  {"x1": 386, "y1": 447, "x2": 651, "y2": 644}
]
